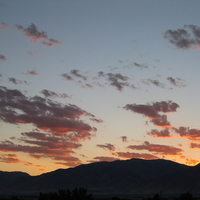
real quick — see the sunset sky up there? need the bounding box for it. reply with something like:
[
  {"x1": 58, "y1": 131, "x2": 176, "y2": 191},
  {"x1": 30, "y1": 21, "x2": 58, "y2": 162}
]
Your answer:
[{"x1": 1, "y1": 0, "x2": 200, "y2": 176}]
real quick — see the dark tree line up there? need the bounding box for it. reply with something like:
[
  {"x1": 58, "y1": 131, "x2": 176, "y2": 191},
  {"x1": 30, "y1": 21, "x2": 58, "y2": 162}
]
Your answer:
[{"x1": 38, "y1": 187, "x2": 93, "y2": 200}]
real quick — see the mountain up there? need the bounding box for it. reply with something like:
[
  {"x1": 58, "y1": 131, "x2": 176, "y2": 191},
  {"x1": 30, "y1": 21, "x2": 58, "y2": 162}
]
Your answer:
[{"x1": 0, "y1": 158, "x2": 200, "y2": 197}]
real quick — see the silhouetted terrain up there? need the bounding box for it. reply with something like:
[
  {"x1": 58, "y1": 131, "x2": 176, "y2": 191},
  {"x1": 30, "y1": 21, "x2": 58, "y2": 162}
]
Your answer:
[{"x1": 0, "y1": 159, "x2": 200, "y2": 196}]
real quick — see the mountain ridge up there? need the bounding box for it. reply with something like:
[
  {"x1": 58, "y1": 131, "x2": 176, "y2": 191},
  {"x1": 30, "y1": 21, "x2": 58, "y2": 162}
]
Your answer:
[{"x1": 0, "y1": 158, "x2": 199, "y2": 196}]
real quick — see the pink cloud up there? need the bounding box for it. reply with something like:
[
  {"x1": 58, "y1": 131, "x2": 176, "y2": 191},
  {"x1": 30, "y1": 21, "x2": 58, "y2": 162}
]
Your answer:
[{"x1": 0, "y1": 22, "x2": 8, "y2": 30}]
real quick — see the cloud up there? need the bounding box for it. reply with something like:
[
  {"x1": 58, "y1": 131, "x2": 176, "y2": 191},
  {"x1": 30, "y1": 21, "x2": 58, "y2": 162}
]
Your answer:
[
  {"x1": 96, "y1": 143, "x2": 115, "y2": 151},
  {"x1": 41, "y1": 41, "x2": 53, "y2": 47},
  {"x1": 142, "y1": 79, "x2": 165, "y2": 88},
  {"x1": 173, "y1": 126, "x2": 200, "y2": 141},
  {"x1": 61, "y1": 70, "x2": 87, "y2": 82},
  {"x1": 98, "y1": 71, "x2": 135, "y2": 91},
  {"x1": 40, "y1": 89, "x2": 70, "y2": 99},
  {"x1": 91, "y1": 156, "x2": 119, "y2": 162},
  {"x1": 147, "y1": 128, "x2": 173, "y2": 138},
  {"x1": 150, "y1": 115, "x2": 172, "y2": 127},
  {"x1": 190, "y1": 142, "x2": 200, "y2": 149},
  {"x1": 185, "y1": 158, "x2": 200, "y2": 166},
  {"x1": 133, "y1": 62, "x2": 148, "y2": 69},
  {"x1": 26, "y1": 70, "x2": 39, "y2": 75},
  {"x1": 8, "y1": 77, "x2": 28, "y2": 85},
  {"x1": 127, "y1": 141, "x2": 183, "y2": 156},
  {"x1": 27, "y1": 51, "x2": 38, "y2": 56},
  {"x1": 115, "y1": 151, "x2": 159, "y2": 160},
  {"x1": 0, "y1": 86, "x2": 96, "y2": 136},
  {"x1": 167, "y1": 77, "x2": 186, "y2": 88},
  {"x1": 49, "y1": 38, "x2": 62, "y2": 44},
  {"x1": 0, "y1": 54, "x2": 6, "y2": 61},
  {"x1": 0, "y1": 154, "x2": 21, "y2": 163},
  {"x1": 121, "y1": 136, "x2": 127, "y2": 142},
  {"x1": 164, "y1": 25, "x2": 200, "y2": 49},
  {"x1": 0, "y1": 22, "x2": 8, "y2": 30},
  {"x1": 89, "y1": 117, "x2": 103, "y2": 123},
  {"x1": 15, "y1": 23, "x2": 62, "y2": 46},
  {"x1": 16, "y1": 23, "x2": 48, "y2": 43},
  {"x1": 124, "y1": 101, "x2": 179, "y2": 127},
  {"x1": 70, "y1": 70, "x2": 87, "y2": 80}
]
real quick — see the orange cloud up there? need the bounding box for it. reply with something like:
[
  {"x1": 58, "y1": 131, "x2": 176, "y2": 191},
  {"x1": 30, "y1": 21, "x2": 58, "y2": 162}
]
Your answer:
[
  {"x1": 173, "y1": 127, "x2": 200, "y2": 141},
  {"x1": 0, "y1": 154, "x2": 20, "y2": 163},
  {"x1": 115, "y1": 151, "x2": 159, "y2": 160},
  {"x1": 127, "y1": 141, "x2": 183, "y2": 156}
]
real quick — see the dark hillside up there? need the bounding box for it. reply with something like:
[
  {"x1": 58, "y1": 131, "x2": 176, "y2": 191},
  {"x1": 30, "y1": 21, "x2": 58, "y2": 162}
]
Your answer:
[{"x1": 0, "y1": 159, "x2": 198, "y2": 196}]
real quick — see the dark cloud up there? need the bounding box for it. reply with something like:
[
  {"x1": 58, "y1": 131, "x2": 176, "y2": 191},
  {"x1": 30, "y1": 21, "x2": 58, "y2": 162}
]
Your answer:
[
  {"x1": 40, "y1": 89, "x2": 70, "y2": 99},
  {"x1": 41, "y1": 41, "x2": 53, "y2": 47},
  {"x1": 49, "y1": 38, "x2": 62, "y2": 44},
  {"x1": 96, "y1": 143, "x2": 115, "y2": 151},
  {"x1": 0, "y1": 154, "x2": 20, "y2": 163},
  {"x1": 133, "y1": 62, "x2": 148, "y2": 69},
  {"x1": 90, "y1": 156, "x2": 119, "y2": 162},
  {"x1": 61, "y1": 70, "x2": 87, "y2": 83},
  {"x1": 16, "y1": 23, "x2": 48, "y2": 43},
  {"x1": 142, "y1": 79, "x2": 165, "y2": 88},
  {"x1": 167, "y1": 77, "x2": 186, "y2": 88},
  {"x1": 89, "y1": 117, "x2": 103, "y2": 123},
  {"x1": 124, "y1": 101, "x2": 179, "y2": 127},
  {"x1": 127, "y1": 141, "x2": 183, "y2": 156},
  {"x1": 61, "y1": 73, "x2": 73, "y2": 80},
  {"x1": 0, "y1": 22, "x2": 8, "y2": 30},
  {"x1": 0, "y1": 54, "x2": 6, "y2": 61},
  {"x1": 70, "y1": 70, "x2": 87, "y2": 81},
  {"x1": 173, "y1": 126, "x2": 200, "y2": 141},
  {"x1": 190, "y1": 142, "x2": 200, "y2": 149},
  {"x1": 115, "y1": 151, "x2": 159, "y2": 160},
  {"x1": 148, "y1": 128, "x2": 173, "y2": 138},
  {"x1": 0, "y1": 132, "x2": 82, "y2": 167},
  {"x1": 8, "y1": 77, "x2": 28, "y2": 85},
  {"x1": 98, "y1": 71, "x2": 133, "y2": 91},
  {"x1": 15, "y1": 23, "x2": 62, "y2": 46},
  {"x1": 121, "y1": 136, "x2": 127, "y2": 142},
  {"x1": 164, "y1": 25, "x2": 200, "y2": 49},
  {"x1": 150, "y1": 115, "x2": 172, "y2": 127},
  {"x1": 0, "y1": 86, "x2": 96, "y2": 135}
]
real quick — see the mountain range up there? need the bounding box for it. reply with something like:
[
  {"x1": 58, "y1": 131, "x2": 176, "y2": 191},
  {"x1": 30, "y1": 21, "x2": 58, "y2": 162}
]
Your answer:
[{"x1": 1, "y1": 158, "x2": 200, "y2": 197}]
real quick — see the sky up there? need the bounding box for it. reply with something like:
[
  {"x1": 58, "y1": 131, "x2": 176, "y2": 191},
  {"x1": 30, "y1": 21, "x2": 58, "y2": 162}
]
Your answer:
[{"x1": 1, "y1": 0, "x2": 200, "y2": 176}]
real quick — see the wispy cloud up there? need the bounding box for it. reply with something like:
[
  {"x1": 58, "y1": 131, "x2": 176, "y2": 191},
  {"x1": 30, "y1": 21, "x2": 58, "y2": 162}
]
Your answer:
[
  {"x1": 40, "y1": 89, "x2": 70, "y2": 99},
  {"x1": 127, "y1": 141, "x2": 183, "y2": 156},
  {"x1": 8, "y1": 77, "x2": 28, "y2": 85},
  {"x1": 167, "y1": 77, "x2": 186, "y2": 88},
  {"x1": 133, "y1": 62, "x2": 148, "y2": 69},
  {"x1": 142, "y1": 79, "x2": 165, "y2": 88},
  {"x1": 115, "y1": 151, "x2": 159, "y2": 160},
  {"x1": 26, "y1": 70, "x2": 39, "y2": 75},
  {"x1": 0, "y1": 22, "x2": 8, "y2": 30},
  {"x1": 97, "y1": 143, "x2": 115, "y2": 151}
]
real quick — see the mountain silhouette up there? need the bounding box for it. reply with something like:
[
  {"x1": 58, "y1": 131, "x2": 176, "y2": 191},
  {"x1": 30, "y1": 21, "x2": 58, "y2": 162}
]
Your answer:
[{"x1": 0, "y1": 158, "x2": 200, "y2": 196}]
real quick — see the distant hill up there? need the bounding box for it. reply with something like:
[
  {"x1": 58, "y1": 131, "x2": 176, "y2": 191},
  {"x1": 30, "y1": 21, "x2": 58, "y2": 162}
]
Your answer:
[{"x1": 0, "y1": 158, "x2": 200, "y2": 197}]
